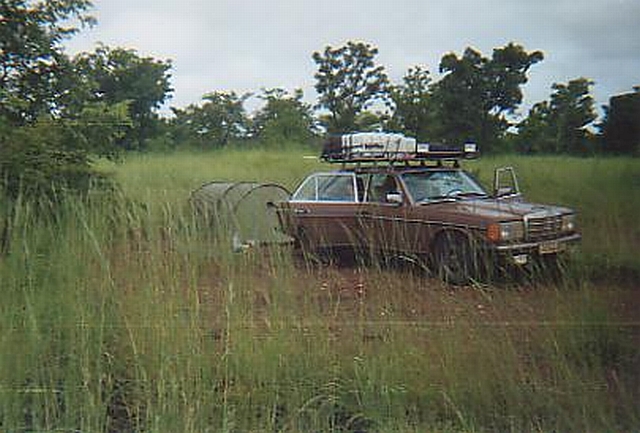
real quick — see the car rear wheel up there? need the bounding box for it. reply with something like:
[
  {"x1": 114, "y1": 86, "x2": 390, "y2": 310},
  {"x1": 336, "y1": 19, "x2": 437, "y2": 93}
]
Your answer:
[{"x1": 433, "y1": 232, "x2": 477, "y2": 285}]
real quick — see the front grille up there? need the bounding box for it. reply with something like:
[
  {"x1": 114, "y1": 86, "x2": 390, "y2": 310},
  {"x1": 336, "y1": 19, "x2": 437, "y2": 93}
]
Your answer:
[{"x1": 527, "y1": 215, "x2": 563, "y2": 241}]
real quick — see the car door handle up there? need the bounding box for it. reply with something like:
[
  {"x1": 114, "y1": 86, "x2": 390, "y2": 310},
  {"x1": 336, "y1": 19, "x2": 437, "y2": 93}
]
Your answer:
[{"x1": 294, "y1": 208, "x2": 310, "y2": 215}]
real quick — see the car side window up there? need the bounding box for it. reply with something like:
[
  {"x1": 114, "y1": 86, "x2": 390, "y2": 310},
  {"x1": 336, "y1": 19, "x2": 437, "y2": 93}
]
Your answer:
[
  {"x1": 291, "y1": 174, "x2": 357, "y2": 202},
  {"x1": 292, "y1": 175, "x2": 317, "y2": 200},
  {"x1": 367, "y1": 174, "x2": 398, "y2": 203}
]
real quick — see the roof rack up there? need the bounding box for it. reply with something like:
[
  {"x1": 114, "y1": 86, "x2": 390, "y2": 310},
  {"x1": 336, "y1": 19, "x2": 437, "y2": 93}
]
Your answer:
[{"x1": 320, "y1": 132, "x2": 478, "y2": 164}]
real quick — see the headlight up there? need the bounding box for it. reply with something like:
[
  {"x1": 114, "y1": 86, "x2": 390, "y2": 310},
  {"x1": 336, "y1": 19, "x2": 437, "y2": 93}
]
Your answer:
[
  {"x1": 487, "y1": 221, "x2": 525, "y2": 243},
  {"x1": 561, "y1": 214, "x2": 576, "y2": 232}
]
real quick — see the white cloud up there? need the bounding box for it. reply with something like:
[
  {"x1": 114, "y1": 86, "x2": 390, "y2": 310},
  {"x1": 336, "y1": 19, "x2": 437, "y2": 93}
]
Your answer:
[{"x1": 64, "y1": 0, "x2": 640, "y2": 115}]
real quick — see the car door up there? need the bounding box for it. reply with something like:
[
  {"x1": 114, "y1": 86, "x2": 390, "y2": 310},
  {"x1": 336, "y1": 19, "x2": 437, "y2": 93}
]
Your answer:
[
  {"x1": 283, "y1": 173, "x2": 362, "y2": 250},
  {"x1": 357, "y1": 173, "x2": 414, "y2": 256}
]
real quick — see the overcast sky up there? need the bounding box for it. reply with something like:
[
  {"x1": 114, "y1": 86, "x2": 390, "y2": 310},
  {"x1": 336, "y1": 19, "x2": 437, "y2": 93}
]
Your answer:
[{"x1": 64, "y1": 0, "x2": 640, "y2": 117}]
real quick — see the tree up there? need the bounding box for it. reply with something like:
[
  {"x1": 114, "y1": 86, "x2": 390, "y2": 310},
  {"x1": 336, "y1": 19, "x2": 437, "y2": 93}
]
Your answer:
[
  {"x1": 388, "y1": 66, "x2": 435, "y2": 141},
  {"x1": 548, "y1": 78, "x2": 597, "y2": 154},
  {"x1": 0, "y1": 0, "x2": 126, "y2": 199},
  {"x1": 252, "y1": 88, "x2": 314, "y2": 146},
  {"x1": 353, "y1": 110, "x2": 387, "y2": 132},
  {"x1": 73, "y1": 45, "x2": 173, "y2": 150},
  {"x1": 0, "y1": 0, "x2": 138, "y2": 231},
  {"x1": 602, "y1": 87, "x2": 640, "y2": 154},
  {"x1": 312, "y1": 41, "x2": 389, "y2": 133},
  {"x1": 0, "y1": 102, "x2": 130, "y2": 197},
  {"x1": 171, "y1": 91, "x2": 250, "y2": 148},
  {"x1": 0, "y1": 103, "x2": 131, "y2": 255},
  {"x1": 432, "y1": 43, "x2": 543, "y2": 151},
  {"x1": 516, "y1": 78, "x2": 597, "y2": 154},
  {"x1": 0, "y1": 0, "x2": 95, "y2": 123},
  {"x1": 513, "y1": 100, "x2": 553, "y2": 153}
]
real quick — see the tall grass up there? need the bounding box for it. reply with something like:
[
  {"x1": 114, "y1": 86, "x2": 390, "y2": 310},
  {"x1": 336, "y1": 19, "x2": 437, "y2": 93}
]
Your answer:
[
  {"x1": 0, "y1": 150, "x2": 638, "y2": 431},
  {"x1": 105, "y1": 149, "x2": 640, "y2": 276},
  {"x1": 98, "y1": 148, "x2": 321, "y2": 206},
  {"x1": 468, "y1": 155, "x2": 640, "y2": 278}
]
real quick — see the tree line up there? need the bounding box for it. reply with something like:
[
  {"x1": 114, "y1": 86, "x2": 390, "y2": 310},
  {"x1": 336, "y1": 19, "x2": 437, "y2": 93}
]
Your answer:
[
  {"x1": 169, "y1": 41, "x2": 637, "y2": 157},
  {"x1": 1, "y1": 0, "x2": 639, "y2": 205}
]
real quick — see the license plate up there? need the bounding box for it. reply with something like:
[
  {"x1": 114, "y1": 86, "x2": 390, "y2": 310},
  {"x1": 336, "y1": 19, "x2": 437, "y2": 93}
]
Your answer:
[{"x1": 539, "y1": 241, "x2": 560, "y2": 254}]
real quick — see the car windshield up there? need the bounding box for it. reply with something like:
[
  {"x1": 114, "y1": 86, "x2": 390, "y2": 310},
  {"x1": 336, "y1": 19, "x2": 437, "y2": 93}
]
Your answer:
[{"x1": 401, "y1": 170, "x2": 487, "y2": 203}]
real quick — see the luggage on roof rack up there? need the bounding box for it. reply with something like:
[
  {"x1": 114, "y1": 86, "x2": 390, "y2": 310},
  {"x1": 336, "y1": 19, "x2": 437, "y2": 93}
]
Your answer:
[{"x1": 321, "y1": 132, "x2": 478, "y2": 163}]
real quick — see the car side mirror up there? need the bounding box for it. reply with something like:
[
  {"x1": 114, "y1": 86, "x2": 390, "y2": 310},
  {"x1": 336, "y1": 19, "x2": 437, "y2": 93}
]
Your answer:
[
  {"x1": 386, "y1": 192, "x2": 403, "y2": 205},
  {"x1": 493, "y1": 167, "x2": 521, "y2": 198},
  {"x1": 495, "y1": 186, "x2": 515, "y2": 197}
]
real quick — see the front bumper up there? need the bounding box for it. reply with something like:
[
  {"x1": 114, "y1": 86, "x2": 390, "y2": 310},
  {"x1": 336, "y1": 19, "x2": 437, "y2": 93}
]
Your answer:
[{"x1": 491, "y1": 233, "x2": 582, "y2": 265}]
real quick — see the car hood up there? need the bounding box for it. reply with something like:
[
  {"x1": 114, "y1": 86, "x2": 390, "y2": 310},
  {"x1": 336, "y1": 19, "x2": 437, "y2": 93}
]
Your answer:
[{"x1": 419, "y1": 196, "x2": 574, "y2": 223}]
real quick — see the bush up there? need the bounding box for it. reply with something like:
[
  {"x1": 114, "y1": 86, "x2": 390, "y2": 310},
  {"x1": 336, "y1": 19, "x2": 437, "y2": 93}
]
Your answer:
[
  {"x1": 0, "y1": 114, "x2": 123, "y2": 254},
  {"x1": 0, "y1": 123, "x2": 113, "y2": 202}
]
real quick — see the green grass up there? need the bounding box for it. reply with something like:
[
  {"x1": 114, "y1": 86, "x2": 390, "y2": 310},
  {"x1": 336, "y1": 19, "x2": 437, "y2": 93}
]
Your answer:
[
  {"x1": 104, "y1": 150, "x2": 640, "y2": 276},
  {"x1": 464, "y1": 155, "x2": 640, "y2": 277},
  {"x1": 98, "y1": 148, "x2": 321, "y2": 205},
  {"x1": 1, "y1": 149, "x2": 638, "y2": 432}
]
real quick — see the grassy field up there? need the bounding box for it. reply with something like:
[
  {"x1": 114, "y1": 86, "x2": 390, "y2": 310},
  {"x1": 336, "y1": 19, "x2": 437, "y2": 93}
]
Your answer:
[
  {"x1": 0, "y1": 148, "x2": 639, "y2": 432},
  {"x1": 105, "y1": 149, "x2": 640, "y2": 275}
]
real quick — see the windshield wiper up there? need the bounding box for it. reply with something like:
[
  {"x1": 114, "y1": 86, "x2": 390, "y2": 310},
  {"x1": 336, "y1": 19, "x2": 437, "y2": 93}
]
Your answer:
[
  {"x1": 418, "y1": 191, "x2": 487, "y2": 204},
  {"x1": 457, "y1": 192, "x2": 488, "y2": 198},
  {"x1": 418, "y1": 195, "x2": 458, "y2": 204}
]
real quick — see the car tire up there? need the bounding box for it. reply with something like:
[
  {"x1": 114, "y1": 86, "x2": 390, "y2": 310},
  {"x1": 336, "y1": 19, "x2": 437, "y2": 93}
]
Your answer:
[
  {"x1": 433, "y1": 232, "x2": 477, "y2": 285},
  {"x1": 295, "y1": 228, "x2": 330, "y2": 265},
  {"x1": 295, "y1": 227, "x2": 316, "y2": 256},
  {"x1": 533, "y1": 253, "x2": 569, "y2": 282}
]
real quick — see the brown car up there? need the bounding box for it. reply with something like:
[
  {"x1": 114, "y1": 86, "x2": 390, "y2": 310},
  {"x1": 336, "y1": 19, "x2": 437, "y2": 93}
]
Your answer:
[{"x1": 276, "y1": 133, "x2": 581, "y2": 283}]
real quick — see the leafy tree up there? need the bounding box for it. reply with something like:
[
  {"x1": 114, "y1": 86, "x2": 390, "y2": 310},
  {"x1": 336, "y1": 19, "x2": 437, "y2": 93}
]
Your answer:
[
  {"x1": 548, "y1": 78, "x2": 597, "y2": 154},
  {"x1": 432, "y1": 43, "x2": 543, "y2": 151},
  {"x1": 514, "y1": 101, "x2": 553, "y2": 153},
  {"x1": 313, "y1": 41, "x2": 389, "y2": 133},
  {"x1": 73, "y1": 45, "x2": 173, "y2": 150},
  {"x1": 252, "y1": 88, "x2": 314, "y2": 146},
  {"x1": 171, "y1": 91, "x2": 250, "y2": 148},
  {"x1": 388, "y1": 66, "x2": 435, "y2": 141},
  {"x1": 0, "y1": 0, "x2": 95, "y2": 123},
  {"x1": 516, "y1": 78, "x2": 597, "y2": 154},
  {"x1": 0, "y1": 103, "x2": 129, "y2": 199},
  {"x1": 0, "y1": 0, "x2": 135, "y2": 238},
  {"x1": 0, "y1": 104, "x2": 130, "y2": 254},
  {"x1": 602, "y1": 87, "x2": 640, "y2": 154},
  {"x1": 353, "y1": 110, "x2": 387, "y2": 132}
]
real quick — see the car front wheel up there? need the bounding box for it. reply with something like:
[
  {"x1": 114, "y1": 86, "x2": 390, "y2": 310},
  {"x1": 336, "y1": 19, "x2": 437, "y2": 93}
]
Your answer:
[{"x1": 433, "y1": 232, "x2": 478, "y2": 285}]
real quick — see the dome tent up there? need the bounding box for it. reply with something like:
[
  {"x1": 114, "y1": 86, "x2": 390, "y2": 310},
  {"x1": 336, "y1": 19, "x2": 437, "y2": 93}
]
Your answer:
[{"x1": 190, "y1": 181, "x2": 292, "y2": 251}]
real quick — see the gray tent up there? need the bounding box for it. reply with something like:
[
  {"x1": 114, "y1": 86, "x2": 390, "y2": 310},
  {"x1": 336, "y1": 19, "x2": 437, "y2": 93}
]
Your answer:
[{"x1": 190, "y1": 181, "x2": 292, "y2": 250}]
